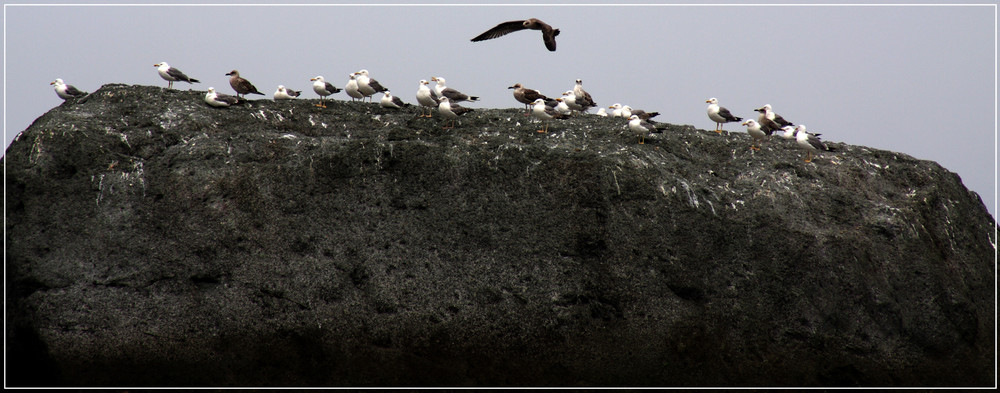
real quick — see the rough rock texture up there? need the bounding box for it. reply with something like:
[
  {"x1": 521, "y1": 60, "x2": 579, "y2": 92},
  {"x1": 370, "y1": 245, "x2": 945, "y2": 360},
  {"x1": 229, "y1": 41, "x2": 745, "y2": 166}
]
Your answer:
[{"x1": 5, "y1": 84, "x2": 996, "y2": 387}]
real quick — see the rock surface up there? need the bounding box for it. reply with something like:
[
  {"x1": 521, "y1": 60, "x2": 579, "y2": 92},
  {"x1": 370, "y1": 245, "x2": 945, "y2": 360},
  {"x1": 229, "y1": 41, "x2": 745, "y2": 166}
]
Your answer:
[{"x1": 5, "y1": 84, "x2": 996, "y2": 387}]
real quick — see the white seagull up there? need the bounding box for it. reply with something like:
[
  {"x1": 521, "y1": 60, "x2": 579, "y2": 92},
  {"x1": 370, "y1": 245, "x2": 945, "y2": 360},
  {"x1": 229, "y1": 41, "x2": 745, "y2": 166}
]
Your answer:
[
  {"x1": 432, "y1": 77, "x2": 479, "y2": 103},
  {"x1": 531, "y1": 98, "x2": 568, "y2": 133},
  {"x1": 345, "y1": 73, "x2": 364, "y2": 101},
  {"x1": 310, "y1": 76, "x2": 342, "y2": 108},
  {"x1": 416, "y1": 79, "x2": 440, "y2": 117},
  {"x1": 608, "y1": 103, "x2": 625, "y2": 118},
  {"x1": 778, "y1": 125, "x2": 797, "y2": 140},
  {"x1": 628, "y1": 114, "x2": 665, "y2": 144},
  {"x1": 437, "y1": 96, "x2": 472, "y2": 129},
  {"x1": 380, "y1": 91, "x2": 409, "y2": 109},
  {"x1": 795, "y1": 124, "x2": 834, "y2": 162},
  {"x1": 204, "y1": 87, "x2": 240, "y2": 107},
  {"x1": 355, "y1": 69, "x2": 388, "y2": 102},
  {"x1": 273, "y1": 85, "x2": 300, "y2": 100},
  {"x1": 706, "y1": 97, "x2": 742, "y2": 133},
  {"x1": 595, "y1": 108, "x2": 609, "y2": 117},
  {"x1": 741, "y1": 119, "x2": 767, "y2": 150},
  {"x1": 50, "y1": 78, "x2": 87, "y2": 100},
  {"x1": 154, "y1": 62, "x2": 199, "y2": 89}
]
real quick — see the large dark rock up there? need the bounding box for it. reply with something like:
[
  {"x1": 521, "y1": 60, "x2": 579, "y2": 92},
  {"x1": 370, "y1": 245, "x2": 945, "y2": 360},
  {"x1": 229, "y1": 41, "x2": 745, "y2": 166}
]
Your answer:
[{"x1": 5, "y1": 84, "x2": 996, "y2": 386}]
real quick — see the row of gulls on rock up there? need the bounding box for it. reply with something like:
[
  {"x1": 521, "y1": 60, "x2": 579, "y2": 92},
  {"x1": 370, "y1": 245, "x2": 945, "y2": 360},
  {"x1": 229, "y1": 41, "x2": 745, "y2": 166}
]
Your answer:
[
  {"x1": 717, "y1": 100, "x2": 834, "y2": 161},
  {"x1": 506, "y1": 79, "x2": 597, "y2": 132},
  {"x1": 607, "y1": 103, "x2": 659, "y2": 121}
]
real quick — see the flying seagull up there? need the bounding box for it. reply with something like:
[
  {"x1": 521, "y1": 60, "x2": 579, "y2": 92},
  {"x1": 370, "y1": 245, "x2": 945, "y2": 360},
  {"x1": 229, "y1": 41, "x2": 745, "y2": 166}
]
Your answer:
[
  {"x1": 155, "y1": 62, "x2": 199, "y2": 89},
  {"x1": 50, "y1": 78, "x2": 87, "y2": 100},
  {"x1": 471, "y1": 18, "x2": 560, "y2": 51}
]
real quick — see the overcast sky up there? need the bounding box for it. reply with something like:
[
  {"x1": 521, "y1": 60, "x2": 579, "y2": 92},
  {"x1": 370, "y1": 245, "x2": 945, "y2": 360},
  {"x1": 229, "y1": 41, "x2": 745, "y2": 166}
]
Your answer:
[{"x1": 3, "y1": 1, "x2": 996, "y2": 220}]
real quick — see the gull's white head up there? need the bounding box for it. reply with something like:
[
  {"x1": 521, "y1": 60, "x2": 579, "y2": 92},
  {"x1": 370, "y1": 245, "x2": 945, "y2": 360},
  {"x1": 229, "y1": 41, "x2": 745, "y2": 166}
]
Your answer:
[
  {"x1": 357, "y1": 69, "x2": 369, "y2": 76},
  {"x1": 155, "y1": 62, "x2": 169, "y2": 69},
  {"x1": 51, "y1": 78, "x2": 65, "y2": 86},
  {"x1": 419, "y1": 79, "x2": 429, "y2": 86},
  {"x1": 609, "y1": 103, "x2": 622, "y2": 110},
  {"x1": 575, "y1": 79, "x2": 583, "y2": 85},
  {"x1": 742, "y1": 119, "x2": 758, "y2": 127},
  {"x1": 628, "y1": 115, "x2": 640, "y2": 121},
  {"x1": 706, "y1": 97, "x2": 718, "y2": 104},
  {"x1": 311, "y1": 76, "x2": 324, "y2": 82},
  {"x1": 207, "y1": 87, "x2": 217, "y2": 94},
  {"x1": 433, "y1": 77, "x2": 446, "y2": 85}
]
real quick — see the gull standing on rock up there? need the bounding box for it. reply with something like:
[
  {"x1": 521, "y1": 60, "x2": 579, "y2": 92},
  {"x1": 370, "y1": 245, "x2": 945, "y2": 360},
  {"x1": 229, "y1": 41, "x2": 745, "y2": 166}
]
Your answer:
[
  {"x1": 470, "y1": 18, "x2": 560, "y2": 51},
  {"x1": 437, "y1": 96, "x2": 472, "y2": 129},
  {"x1": 432, "y1": 77, "x2": 479, "y2": 103},
  {"x1": 741, "y1": 119, "x2": 767, "y2": 150},
  {"x1": 310, "y1": 76, "x2": 342, "y2": 108},
  {"x1": 50, "y1": 78, "x2": 87, "y2": 100},
  {"x1": 273, "y1": 85, "x2": 301, "y2": 100},
  {"x1": 155, "y1": 62, "x2": 199, "y2": 89},
  {"x1": 356, "y1": 69, "x2": 388, "y2": 102},
  {"x1": 755, "y1": 104, "x2": 794, "y2": 134},
  {"x1": 778, "y1": 125, "x2": 797, "y2": 140},
  {"x1": 509, "y1": 83, "x2": 548, "y2": 115},
  {"x1": 226, "y1": 70, "x2": 264, "y2": 98},
  {"x1": 204, "y1": 87, "x2": 241, "y2": 107},
  {"x1": 416, "y1": 79, "x2": 440, "y2": 117},
  {"x1": 795, "y1": 125, "x2": 834, "y2": 162},
  {"x1": 628, "y1": 114, "x2": 665, "y2": 144},
  {"x1": 706, "y1": 97, "x2": 742, "y2": 133},
  {"x1": 571, "y1": 79, "x2": 596, "y2": 112},
  {"x1": 345, "y1": 73, "x2": 364, "y2": 101},
  {"x1": 531, "y1": 98, "x2": 568, "y2": 133}
]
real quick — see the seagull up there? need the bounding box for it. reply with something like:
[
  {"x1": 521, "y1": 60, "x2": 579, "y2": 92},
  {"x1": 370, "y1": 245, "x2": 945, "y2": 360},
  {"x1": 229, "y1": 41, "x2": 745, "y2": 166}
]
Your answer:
[
  {"x1": 706, "y1": 97, "x2": 742, "y2": 133},
  {"x1": 311, "y1": 76, "x2": 342, "y2": 108},
  {"x1": 204, "y1": 87, "x2": 241, "y2": 107},
  {"x1": 778, "y1": 125, "x2": 797, "y2": 140},
  {"x1": 432, "y1": 77, "x2": 479, "y2": 103},
  {"x1": 509, "y1": 83, "x2": 548, "y2": 115},
  {"x1": 345, "y1": 73, "x2": 364, "y2": 101},
  {"x1": 437, "y1": 96, "x2": 472, "y2": 129},
  {"x1": 380, "y1": 90, "x2": 410, "y2": 109},
  {"x1": 629, "y1": 107, "x2": 660, "y2": 121},
  {"x1": 609, "y1": 103, "x2": 625, "y2": 118},
  {"x1": 273, "y1": 85, "x2": 301, "y2": 100},
  {"x1": 416, "y1": 79, "x2": 440, "y2": 117},
  {"x1": 531, "y1": 98, "x2": 569, "y2": 133},
  {"x1": 741, "y1": 119, "x2": 767, "y2": 150},
  {"x1": 470, "y1": 18, "x2": 560, "y2": 52},
  {"x1": 560, "y1": 90, "x2": 584, "y2": 112},
  {"x1": 154, "y1": 62, "x2": 199, "y2": 89},
  {"x1": 572, "y1": 79, "x2": 596, "y2": 112},
  {"x1": 355, "y1": 69, "x2": 388, "y2": 102},
  {"x1": 628, "y1": 114, "x2": 665, "y2": 144},
  {"x1": 755, "y1": 104, "x2": 794, "y2": 129},
  {"x1": 795, "y1": 124, "x2": 834, "y2": 162},
  {"x1": 226, "y1": 70, "x2": 264, "y2": 98},
  {"x1": 555, "y1": 95, "x2": 573, "y2": 116},
  {"x1": 50, "y1": 78, "x2": 87, "y2": 100},
  {"x1": 595, "y1": 108, "x2": 609, "y2": 117}
]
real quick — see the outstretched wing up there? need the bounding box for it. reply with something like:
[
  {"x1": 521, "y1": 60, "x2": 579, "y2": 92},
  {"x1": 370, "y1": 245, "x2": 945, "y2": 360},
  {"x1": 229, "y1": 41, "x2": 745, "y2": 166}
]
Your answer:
[{"x1": 471, "y1": 20, "x2": 527, "y2": 41}]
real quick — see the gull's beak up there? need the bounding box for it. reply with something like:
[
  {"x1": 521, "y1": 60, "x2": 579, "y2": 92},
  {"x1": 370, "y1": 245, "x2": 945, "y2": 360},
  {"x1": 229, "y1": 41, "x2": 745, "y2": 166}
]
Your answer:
[
  {"x1": 50, "y1": 81, "x2": 56, "y2": 85},
  {"x1": 706, "y1": 99, "x2": 712, "y2": 103}
]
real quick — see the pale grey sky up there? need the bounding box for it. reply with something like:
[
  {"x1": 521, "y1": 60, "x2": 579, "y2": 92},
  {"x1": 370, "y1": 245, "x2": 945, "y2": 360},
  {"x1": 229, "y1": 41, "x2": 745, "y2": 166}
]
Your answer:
[{"x1": 3, "y1": 1, "x2": 996, "y2": 219}]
